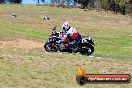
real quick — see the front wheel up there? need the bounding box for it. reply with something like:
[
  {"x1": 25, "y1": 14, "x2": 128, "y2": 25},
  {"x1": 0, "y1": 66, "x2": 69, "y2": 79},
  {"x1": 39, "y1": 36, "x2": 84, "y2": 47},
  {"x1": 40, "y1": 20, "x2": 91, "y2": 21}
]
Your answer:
[
  {"x1": 44, "y1": 42, "x2": 58, "y2": 52},
  {"x1": 80, "y1": 44, "x2": 94, "y2": 55}
]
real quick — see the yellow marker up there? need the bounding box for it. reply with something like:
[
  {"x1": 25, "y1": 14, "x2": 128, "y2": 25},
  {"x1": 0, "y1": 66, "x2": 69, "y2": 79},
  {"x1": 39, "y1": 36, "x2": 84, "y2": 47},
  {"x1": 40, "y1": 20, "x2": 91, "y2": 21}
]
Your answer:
[{"x1": 78, "y1": 65, "x2": 86, "y2": 75}]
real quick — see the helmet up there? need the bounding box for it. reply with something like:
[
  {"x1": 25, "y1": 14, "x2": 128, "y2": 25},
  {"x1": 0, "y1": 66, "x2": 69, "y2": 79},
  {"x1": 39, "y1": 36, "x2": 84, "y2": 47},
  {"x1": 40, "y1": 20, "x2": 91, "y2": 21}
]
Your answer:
[{"x1": 62, "y1": 22, "x2": 70, "y2": 31}]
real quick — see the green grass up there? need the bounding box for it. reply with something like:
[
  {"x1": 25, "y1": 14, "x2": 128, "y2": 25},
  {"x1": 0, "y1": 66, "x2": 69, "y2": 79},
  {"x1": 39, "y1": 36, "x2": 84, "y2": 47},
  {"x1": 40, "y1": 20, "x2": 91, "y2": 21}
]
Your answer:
[
  {"x1": 0, "y1": 4, "x2": 132, "y2": 88},
  {"x1": 0, "y1": 48, "x2": 132, "y2": 88},
  {"x1": 0, "y1": 23, "x2": 48, "y2": 41}
]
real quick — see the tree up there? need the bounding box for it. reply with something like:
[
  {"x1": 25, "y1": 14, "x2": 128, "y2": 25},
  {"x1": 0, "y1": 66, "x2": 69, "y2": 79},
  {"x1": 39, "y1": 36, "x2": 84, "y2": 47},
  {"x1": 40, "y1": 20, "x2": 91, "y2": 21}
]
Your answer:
[
  {"x1": 56, "y1": 0, "x2": 61, "y2": 6},
  {"x1": 0, "y1": 0, "x2": 5, "y2": 3},
  {"x1": 38, "y1": 0, "x2": 40, "y2": 4},
  {"x1": 41, "y1": 0, "x2": 45, "y2": 4},
  {"x1": 129, "y1": 0, "x2": 132, "y2": 16},
  {"x1": 60, "y1": 0, "x2": 65, "y2": 7},
  {"x1": 6, "y1": 0, "x2": 23, "y2": 4},
  {"x1": 37, "y1": 0, "x2": 46, "y2": 4},
  {"x1": 65, "y1": 0, "x2": 72, "y2": 6},
  {"x1": 73, "y1": 0, "x2": 77, "y2": 6},
  {"x1": 73, "y1": 0, "x2": 92, "y2": 9},
  {"x1": 89, "y1": 0, "x2": 96, "y2": 8},
  {"x1": 50, "y1": 0, "x2": 55, "y2": 5}
]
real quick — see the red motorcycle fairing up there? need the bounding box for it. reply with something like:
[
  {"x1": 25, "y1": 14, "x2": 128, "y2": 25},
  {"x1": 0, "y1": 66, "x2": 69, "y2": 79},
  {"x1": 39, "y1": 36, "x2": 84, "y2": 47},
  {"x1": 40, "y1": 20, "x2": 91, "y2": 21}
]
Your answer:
[
  {"x1": 59, "y1": 33, "x2": 68, "y2": 43},
  {"x1": 71, "y1": 32, "x2": 79, "y2": 40}
]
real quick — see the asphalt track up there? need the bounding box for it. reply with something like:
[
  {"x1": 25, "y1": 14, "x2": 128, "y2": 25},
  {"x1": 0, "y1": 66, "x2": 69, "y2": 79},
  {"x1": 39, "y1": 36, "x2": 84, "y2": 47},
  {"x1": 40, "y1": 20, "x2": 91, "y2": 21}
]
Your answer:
[{"x1": 43, "y1": 50, "x2": 132, "y2": 60}]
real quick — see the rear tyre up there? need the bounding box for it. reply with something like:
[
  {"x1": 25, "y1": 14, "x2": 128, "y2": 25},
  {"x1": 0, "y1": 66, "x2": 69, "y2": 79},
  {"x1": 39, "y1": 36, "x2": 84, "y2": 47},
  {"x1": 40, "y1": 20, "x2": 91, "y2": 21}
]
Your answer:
[{"x1": 80, "y1": 44, "x2": 94, "y2": 55}]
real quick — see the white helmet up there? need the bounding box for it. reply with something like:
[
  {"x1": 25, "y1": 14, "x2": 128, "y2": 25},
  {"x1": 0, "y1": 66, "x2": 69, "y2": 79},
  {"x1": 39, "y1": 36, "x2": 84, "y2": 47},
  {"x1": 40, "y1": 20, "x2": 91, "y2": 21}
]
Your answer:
[{"x1": 62, "y1": 22, "x2": 70, "y2": 31}]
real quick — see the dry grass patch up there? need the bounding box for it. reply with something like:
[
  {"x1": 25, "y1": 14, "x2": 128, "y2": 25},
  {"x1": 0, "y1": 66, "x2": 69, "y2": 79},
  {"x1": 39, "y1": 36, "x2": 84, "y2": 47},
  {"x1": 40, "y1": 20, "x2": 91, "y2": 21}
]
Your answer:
[{"x1": 0, "y1": 38, "x2": 43, "y2": 49}]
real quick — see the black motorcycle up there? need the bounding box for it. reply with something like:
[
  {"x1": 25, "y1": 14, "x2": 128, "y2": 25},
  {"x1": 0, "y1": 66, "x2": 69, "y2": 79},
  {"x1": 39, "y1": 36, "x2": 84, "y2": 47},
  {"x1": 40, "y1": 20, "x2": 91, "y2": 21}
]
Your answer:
[{"x1": 44, "y1": 28, "x2": 94, "y2": 55}]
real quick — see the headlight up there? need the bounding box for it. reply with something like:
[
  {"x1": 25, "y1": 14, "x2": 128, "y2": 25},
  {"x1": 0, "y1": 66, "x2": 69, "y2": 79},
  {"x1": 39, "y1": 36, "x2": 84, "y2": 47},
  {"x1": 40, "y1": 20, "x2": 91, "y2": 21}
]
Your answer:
[{"x1": 88, "y1": 37, "x2": 91, "y2": 40}]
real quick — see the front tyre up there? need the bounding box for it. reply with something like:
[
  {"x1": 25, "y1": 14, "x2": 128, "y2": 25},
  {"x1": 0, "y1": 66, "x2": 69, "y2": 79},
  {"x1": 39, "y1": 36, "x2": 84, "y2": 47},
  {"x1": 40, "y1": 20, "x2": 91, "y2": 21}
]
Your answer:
[
  {"x1": 44, "y1": 42, "x2": 58, "y2": 52},
  {"x1": 80, "y1": 44, "x2": 94, "y2": 55}
]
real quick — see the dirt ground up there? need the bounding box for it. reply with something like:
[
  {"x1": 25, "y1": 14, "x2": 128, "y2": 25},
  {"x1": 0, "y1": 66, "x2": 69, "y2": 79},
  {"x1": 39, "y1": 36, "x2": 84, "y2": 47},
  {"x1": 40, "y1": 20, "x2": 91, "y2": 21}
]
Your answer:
[
  {"x1": 0, "y1": 38, "x2": 43, "y2": 49},
  {"x1": 0, "y1": 37, "x2": 132, "y2": 75}
]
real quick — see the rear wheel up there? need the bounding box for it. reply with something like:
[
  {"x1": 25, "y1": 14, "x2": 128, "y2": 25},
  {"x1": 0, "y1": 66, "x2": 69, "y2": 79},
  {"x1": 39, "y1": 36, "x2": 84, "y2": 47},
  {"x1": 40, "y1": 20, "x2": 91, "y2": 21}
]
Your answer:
[
  {"x1": 80, "y1": 44, "x2": 94, "y2": 55},
  {"x1": 44, "y1": 42, "x2": 58, "y2": 52}
]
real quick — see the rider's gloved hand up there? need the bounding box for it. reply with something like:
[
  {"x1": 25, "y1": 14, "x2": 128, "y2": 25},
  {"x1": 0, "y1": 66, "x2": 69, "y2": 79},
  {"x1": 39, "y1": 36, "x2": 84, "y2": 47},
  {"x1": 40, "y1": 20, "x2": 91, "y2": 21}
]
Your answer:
[{"x1": 64, "y1": 35, "x2": 67, "y2": 38}]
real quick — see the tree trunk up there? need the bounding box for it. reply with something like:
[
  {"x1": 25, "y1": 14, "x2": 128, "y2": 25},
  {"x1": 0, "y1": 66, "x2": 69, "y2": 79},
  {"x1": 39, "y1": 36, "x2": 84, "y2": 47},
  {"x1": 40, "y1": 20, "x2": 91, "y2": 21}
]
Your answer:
[{"x1": 38, "y1": 0, "x2": 40, "y2": 4}]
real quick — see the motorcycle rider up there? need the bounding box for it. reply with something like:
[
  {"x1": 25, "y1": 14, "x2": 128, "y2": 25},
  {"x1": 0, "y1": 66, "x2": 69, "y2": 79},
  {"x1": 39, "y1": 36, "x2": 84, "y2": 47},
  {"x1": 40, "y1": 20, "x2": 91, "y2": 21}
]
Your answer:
[
  {"x1": 51, "y1": 26, "x2": 58, "y2": 36},
  {"x1": 61, "y1": 22, "x2": 81, "y2": 51}
]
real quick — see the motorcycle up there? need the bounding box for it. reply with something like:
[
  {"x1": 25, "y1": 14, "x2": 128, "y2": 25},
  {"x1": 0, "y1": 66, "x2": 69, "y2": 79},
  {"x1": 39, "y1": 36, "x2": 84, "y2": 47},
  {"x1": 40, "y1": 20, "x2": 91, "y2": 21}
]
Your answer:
[{"x1": 44, "y1": 27, "x2": 94, "y2": 55}]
